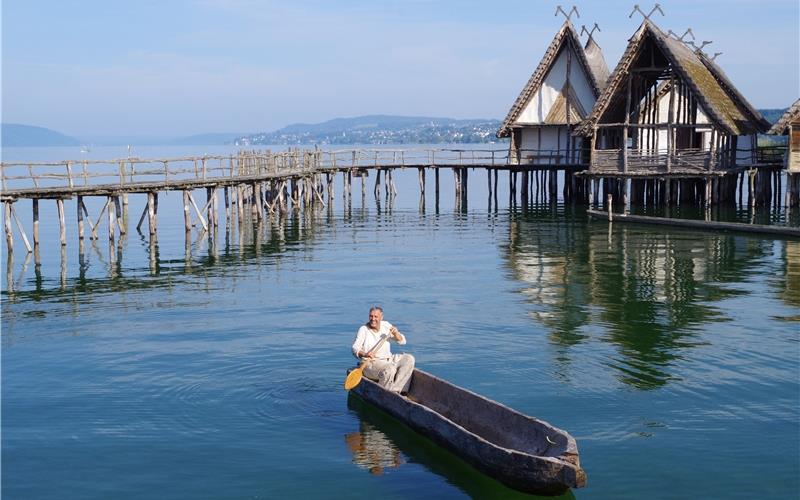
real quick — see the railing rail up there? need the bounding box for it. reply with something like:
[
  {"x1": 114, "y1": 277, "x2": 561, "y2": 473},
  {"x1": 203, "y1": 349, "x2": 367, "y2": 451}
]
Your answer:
[{"x1": 1, "y1": 149, "x2": 523, "y2": 192}]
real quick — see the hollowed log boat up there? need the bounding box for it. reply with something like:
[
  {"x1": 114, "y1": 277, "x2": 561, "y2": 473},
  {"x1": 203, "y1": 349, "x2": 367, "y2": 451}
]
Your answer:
[{"x1": 349, "y1": 368, "x2": 586, "y2": 495}]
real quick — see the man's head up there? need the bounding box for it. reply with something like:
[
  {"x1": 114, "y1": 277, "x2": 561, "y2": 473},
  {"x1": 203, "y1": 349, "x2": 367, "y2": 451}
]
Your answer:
[{"x1": 368, "y1": 306, "x2": 383, "y2": 329}]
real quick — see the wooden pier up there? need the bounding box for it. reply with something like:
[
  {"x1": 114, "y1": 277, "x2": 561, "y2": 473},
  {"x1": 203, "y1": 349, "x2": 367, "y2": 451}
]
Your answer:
[{"x1": 1, "y1": 147, "x2": 794, "y2": 261}]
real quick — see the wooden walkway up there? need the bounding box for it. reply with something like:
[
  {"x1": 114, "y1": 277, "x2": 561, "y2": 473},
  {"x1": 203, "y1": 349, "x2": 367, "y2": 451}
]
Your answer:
[
  {"x1": 1, "y1": 147, "x2": 796, "y2": 258},
  {"x1": 0, "y1": 147, "x2": 589, "y2": 255}
]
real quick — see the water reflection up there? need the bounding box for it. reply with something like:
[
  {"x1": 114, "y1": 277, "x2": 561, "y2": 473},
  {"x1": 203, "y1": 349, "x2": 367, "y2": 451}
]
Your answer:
[
  {"x1": 344, "y1": 421, "x2": 404, "y2": 475},
  {"x1": 2, "y1": 208, "x2": 369, "y2": 306},
  {"x1": 781, "y1": 241, "x2": 800, "y2": 314},
  {"x1": 345, "y1": 394, "x2": 568, "y2": 499},
  {"x1": 504, "y1": 205, "x2": 791, "y2": 389}
]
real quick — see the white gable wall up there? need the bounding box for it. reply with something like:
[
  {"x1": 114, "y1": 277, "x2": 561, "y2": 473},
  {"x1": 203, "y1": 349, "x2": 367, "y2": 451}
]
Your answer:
[
  {"x1": 515, "y1": 44, "x2": 596, "y2": 125},
  {"x1": 519, "y1": 127, "x2": 584, "y2": 164}
]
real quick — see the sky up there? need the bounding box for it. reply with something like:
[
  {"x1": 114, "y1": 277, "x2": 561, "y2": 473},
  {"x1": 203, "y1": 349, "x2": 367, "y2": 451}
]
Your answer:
[{"x1": 2, "y1": 0, "x2": 798, "y2": 138}]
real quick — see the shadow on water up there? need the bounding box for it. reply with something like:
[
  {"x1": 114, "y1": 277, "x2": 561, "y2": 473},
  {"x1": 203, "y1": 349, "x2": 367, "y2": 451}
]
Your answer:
[
  {"x1": 345, "y1": 393, "x2": 574, "y2": 500},
  {"x1": 2, "y1": 207, "x2": 371, "y2": 305},
  {"x1": 503, "y1": 203, "x2": 797, "y2": 389}
]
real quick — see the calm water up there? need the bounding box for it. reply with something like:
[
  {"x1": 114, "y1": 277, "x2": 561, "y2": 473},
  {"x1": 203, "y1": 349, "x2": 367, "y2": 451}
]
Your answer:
[{"x1": 2, "y1": 146, "x2": 799, "y2": 499}]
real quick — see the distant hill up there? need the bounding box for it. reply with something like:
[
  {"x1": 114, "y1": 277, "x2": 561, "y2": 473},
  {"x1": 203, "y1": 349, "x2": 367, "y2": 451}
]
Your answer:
[
  {"x1": 2, "y1": 123, "x2": 80, "y2": 147},
  {"x1": 236, "y1": 115, "x2": 505, "y2": 146},
  {"x1": 759, "y1": 108, "x2": 787, "y2": 125},
  {"x1": 171, "y1": 132, "x2": 247, "y2": 146}
]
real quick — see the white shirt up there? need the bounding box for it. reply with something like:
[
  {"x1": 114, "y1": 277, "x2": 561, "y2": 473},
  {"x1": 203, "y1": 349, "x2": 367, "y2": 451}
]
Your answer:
[{"x1": 352, "y1": 320, "x2": 406, "y2": 360}]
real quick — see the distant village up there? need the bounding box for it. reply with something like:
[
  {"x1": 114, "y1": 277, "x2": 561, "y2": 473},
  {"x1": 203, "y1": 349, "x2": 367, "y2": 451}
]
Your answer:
[{"x1": 234, "y1": 118, "x2": 504, "y2": 146}]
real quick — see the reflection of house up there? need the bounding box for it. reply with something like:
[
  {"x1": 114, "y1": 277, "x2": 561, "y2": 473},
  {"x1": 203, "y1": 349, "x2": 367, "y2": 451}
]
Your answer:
[
  {"x1": 576, "y1": 20, "x2": 770, "y2": 180},
  {"x1": 497, "y1": 21, "x2": 609, "y2": 167},
  {"x1": 783, "y1": 241, "x2": 800, "y2": 309},
  {"x1": 505, "y1": 215, "x2": 776, "y2": 389},
  {"x1": 768, "y1": 99, "x2": 800, "y2": 206}
]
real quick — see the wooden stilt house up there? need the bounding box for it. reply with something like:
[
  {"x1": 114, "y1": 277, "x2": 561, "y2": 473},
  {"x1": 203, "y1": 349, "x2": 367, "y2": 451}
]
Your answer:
[
  {"x1": 768, "y1": 99, "x2": 800, "y2": 171},
  {"x1": 575, "y1": 20, "x2": 770, "y2": 183},
  {"x1": 497, "y1": 21, "x2": 609, "y2": 167},
  {"x1": 769, "y1": 99, "x2": 800, "y2": 206}
]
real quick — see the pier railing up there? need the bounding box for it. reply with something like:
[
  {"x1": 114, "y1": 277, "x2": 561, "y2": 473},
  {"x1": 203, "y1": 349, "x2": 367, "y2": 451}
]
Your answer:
[{"x1": 0, "y1": 148, "x2": 523, "y2": 194}]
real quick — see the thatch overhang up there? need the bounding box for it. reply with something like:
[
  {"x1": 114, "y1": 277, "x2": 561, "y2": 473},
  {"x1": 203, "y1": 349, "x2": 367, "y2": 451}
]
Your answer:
[
  {"x1": 575, "y1": 21, "x2": 768, "y2": 137},
  {"x1": 583, "y1": 37, "x2": 610, "y2": 92},
  {"x1": 768, "y1": 99, "x2": 800, "y2": 135},
  {"x1": 497, "y1": 21, "x2": 605, "y2": 138}
]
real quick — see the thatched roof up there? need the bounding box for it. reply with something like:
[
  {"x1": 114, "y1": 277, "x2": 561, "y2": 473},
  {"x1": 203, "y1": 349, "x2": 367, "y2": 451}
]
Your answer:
[
  {"x1": 576, "y1": 20, "x2": 769, "y2": 136},
  {"x1": 768, "y1": 99, "x2": 800, "y2": 135},
  {"x1": 583, "y1": 37, "x2": 610, "y2": 92},
  {"x1": 497, "y1": 21, "x2": 606, "y2": 138}
]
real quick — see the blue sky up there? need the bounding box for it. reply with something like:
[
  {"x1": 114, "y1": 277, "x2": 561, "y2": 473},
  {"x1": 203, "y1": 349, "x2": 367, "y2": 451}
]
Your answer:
[{"x1": 2, "y1": 0, "x2": 798, "y2": 137}]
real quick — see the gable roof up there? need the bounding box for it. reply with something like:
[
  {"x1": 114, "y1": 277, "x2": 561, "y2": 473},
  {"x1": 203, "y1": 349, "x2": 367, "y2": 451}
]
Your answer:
[
  {"x1": 576, "y1": 20, "x2": 769, "y2": 136},
  {"x1": 768, "y1": 99, "x2": 800, "y2": 135},
  {"x1": 583, "y1": 36, "x2": 610, "y2": 92},
  {"x1": 497, "y1": 21, "x2": 605, "y2": 138}
]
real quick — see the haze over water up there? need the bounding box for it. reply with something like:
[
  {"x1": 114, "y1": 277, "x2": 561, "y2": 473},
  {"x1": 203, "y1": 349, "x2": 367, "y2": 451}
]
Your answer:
[{"x1": 2, "y1": 145, "x2": 799, "y2": 499}]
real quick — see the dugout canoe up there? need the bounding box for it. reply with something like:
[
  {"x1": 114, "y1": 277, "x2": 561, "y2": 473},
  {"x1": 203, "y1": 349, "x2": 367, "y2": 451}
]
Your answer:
[{"x1": 349, "y1": 368, "x2": 586, "y2": 495}]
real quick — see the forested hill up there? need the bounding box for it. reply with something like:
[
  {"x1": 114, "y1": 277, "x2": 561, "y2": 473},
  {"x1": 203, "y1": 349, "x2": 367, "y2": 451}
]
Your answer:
[
  {"x1": 2, "y1": 123, "x2": 80, "y2": 147},
  {"x1": 235, "y1": 115, "x2": 504, "y2": 145}
]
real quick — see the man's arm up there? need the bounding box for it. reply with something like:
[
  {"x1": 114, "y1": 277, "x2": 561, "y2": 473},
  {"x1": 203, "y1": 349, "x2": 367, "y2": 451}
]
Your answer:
[
  {"x1": 352, "y1": 327, "x2": 366, "y2": 358},
  {"x1": 387, "y1": 322, "x2": 406, "y2": 345}
]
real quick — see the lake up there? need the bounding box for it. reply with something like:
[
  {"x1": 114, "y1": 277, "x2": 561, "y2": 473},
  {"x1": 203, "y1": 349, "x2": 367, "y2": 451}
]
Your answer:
[{"x1": 2, "y1": 145, "x2": 799, "y2": 499}]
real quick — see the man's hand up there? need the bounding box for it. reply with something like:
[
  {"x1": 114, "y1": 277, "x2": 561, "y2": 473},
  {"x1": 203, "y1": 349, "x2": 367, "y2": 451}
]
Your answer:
[{"x1": 390, "y1": 326, "x2": 400, "y2": 340}]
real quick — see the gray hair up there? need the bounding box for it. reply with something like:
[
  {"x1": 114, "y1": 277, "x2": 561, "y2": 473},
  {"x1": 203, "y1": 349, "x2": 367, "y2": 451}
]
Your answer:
[{"x1": 369, "y1": 306, "x2": 383, "y2": 314}]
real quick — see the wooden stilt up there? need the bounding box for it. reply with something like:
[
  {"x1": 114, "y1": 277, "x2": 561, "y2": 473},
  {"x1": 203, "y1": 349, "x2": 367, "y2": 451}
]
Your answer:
[
  {"x1": 33, "y1": 199, "x2": 40, "y2": 246},
  {"x1": 147, "y1": 192, "x2": 157, "y2": 236},
  {"x1": 224, "y1": 187, "x2": 230, "y2": 222},
  {"x1": 107, "y1": 196, "x2": 115, "y2": 242},
  {"x1": 237, "y1": 185, "x2": 245, "y2": 222},
  {"x1": 435, "y1": 168, "x2": 440, "y2": 210},
  {"x1": 114, "y1": 196, "x2": 125, "y2": 234},
  {"x1": 3, "y1": 202, "x2": 12, "y2": 252},
  {"x1": 57, "y1": 199, "x2": 67, "y2": 246},
  {"x1": 183, "y1": 191, "x2": 192, "y2": 232},
  {"x1": 10, "y1": 204, "x2": 32, "y2": 253}
]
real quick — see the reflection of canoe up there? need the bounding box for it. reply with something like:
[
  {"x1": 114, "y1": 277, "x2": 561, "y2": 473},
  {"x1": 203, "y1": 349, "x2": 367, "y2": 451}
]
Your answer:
[{"x1": 350, "y1": 368, "x2": 586, "y2": 495}]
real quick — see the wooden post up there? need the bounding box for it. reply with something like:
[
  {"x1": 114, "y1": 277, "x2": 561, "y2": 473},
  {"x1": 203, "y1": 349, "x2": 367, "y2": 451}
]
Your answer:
[
  {"x1": 435, "y1": 168, "x2": 440, "y2": 210},
  {"x1": 607, "y1": 194, "x2": 613, "y2": 220},
  {"x1": 623, "y1": 73, "x2": 632, "y2": 173},
  {"x1": 33, "y1": 199, "x2": 40, "y2": 246},
  {"x1": 666, "y1": 76, "x2": 675, "y2": 173},
  {"x1": 207, "y1": 187, "x2": 215, "y2": 227},
  {"x1": 183, "y1": 191, "x2": 192, "y2": 233},
  {"x1": 107, "y1": 196, "x2": 115, "y2": 242},
  {"x1": 76, "y1": 195, "x2": 83, "y2": 249},
  {"x1": 237, "y1": 185, "x2": 245, "y2": 222},
  {"x1": 148, "y1": 192, "x2": 157, "y2": 236},
  {"x1": 461, "y1": 167, "x2": 468, "y2": 205},
  {"x1": 57, "y1": 199, "x2": 67, "y2": 246},
  {"x1": 224, "y1": 187, "x2": 230, "y2": 222},
  {"x1": 4, "y1": 202, "x2": 13, "y2": 252},
  {"x1": 114, "y1": 196, "x2": 125, "y2": 235}
]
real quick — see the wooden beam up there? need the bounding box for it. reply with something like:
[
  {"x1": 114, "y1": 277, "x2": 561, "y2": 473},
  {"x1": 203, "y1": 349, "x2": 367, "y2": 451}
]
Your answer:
[
  {"x1": 57, "y1": 199, "x2": 67, "y2": 246},
  {"x1": 10, "y1": 204, "x2": 32, "y2": 252}
]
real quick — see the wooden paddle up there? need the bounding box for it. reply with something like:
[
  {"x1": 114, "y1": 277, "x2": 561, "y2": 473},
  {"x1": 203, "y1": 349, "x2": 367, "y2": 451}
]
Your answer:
[{"x1": 344, "y1": 333, "x2": 391, "y2": 390}]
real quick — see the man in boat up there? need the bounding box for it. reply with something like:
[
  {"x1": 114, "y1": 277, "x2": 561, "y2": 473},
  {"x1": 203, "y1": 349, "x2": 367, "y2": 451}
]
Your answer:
[{"x1": 352, "y1": 306, "x2": 415, "y2": 393}]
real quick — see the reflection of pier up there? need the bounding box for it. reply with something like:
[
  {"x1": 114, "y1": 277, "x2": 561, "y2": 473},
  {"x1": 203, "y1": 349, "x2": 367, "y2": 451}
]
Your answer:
[
  {"x1": 1, "y1": 206, "x2": 350, "y2": 304},
  {"x1": 505, "y1": 209, "x2": 791, "y2": 389}
]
